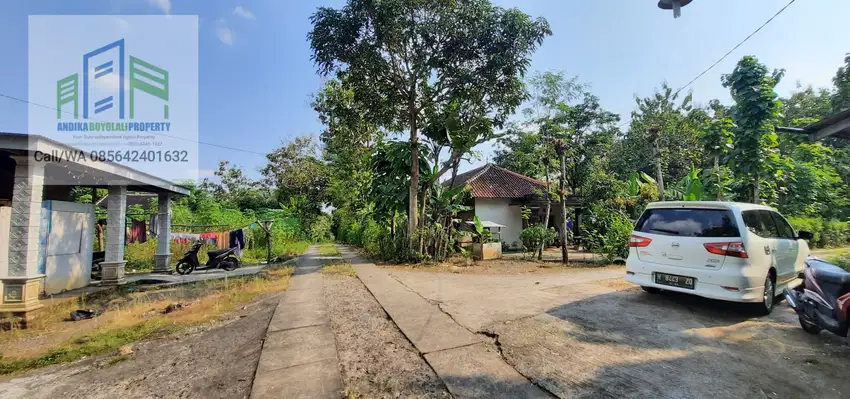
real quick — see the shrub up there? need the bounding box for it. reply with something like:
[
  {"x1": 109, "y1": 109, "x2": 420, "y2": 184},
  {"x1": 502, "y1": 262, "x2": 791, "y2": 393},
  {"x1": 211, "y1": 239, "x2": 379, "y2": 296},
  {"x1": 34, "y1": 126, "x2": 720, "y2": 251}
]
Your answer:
[
  {"x1": 583, "y1": 201, "x2": 633, "y2": 261},
  {"x1": 309, "y1": 214, "x2": 335, "y2": 243},
  {"x1": 787, "y1": 217, "x2": 849, "y2": 248},
  {"x1": 519, "y1": 225, "x2": 556, "y2": 257}
]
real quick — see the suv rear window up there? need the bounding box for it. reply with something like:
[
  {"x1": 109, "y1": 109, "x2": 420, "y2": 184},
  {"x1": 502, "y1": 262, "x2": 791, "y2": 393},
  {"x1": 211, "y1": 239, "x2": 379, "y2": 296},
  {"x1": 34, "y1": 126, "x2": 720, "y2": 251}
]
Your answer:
[{"x1": 635, "y1": 208, "x2": 740, "y2": 237}]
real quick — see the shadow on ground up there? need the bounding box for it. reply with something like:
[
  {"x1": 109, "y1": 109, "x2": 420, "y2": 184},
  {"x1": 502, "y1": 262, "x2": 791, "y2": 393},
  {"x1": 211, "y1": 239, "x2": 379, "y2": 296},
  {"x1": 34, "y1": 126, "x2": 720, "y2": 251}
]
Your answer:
[{"x1": 488, "y1": 288, "x2": 850, "y2": 399}]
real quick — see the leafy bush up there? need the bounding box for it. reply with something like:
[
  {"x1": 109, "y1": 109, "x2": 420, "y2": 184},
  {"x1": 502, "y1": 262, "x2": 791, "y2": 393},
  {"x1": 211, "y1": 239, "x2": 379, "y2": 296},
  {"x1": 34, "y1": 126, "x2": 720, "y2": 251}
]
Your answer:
[
  {"x1": 787, "y1": 217, "x2": 849, "y2": 248},
  {"x1": 309, "y1": 214, "x2": 335, "y2": 242},
  {"x1": 583, "y1": 201, "x2": 633, "y2": 261},
  {"x1": 519, "y1": 225, "x2": 556, "y2": 257}
]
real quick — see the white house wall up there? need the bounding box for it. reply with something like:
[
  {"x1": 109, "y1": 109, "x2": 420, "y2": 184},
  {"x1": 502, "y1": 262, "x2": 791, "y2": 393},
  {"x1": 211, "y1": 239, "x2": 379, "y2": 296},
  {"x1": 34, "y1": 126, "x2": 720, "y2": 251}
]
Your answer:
[
  {"x1": 474, "y1": 198, "x2": 523, "y2": 248},
  {"x1": 43, "y1": 200, "x2": 94, "y2": 294}
]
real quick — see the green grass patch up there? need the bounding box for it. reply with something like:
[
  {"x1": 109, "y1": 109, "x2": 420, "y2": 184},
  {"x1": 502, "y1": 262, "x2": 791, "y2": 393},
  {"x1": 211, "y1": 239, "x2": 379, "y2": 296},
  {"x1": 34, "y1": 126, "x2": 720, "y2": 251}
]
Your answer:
[
  {"x1": 321, "y1": 261, "x2": 356, "y2": 277},
  {"x1": 0, "y1": 317, "x2": 180, "y2": 375},
  {"x1": 318, "y1": 243, "x2": 341, "y2": 256},
  {"x1": 825, "y1": 251, "x2": 850, "y2": 271}
]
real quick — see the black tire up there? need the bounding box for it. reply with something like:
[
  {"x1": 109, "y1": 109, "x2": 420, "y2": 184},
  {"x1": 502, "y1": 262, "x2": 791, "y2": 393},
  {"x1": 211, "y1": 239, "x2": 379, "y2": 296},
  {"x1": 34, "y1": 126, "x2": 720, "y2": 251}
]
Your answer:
[
  {"x1": 799, "y1": 316, "x2": 822, "y2": 334},
  {"x1": 176, "y1": 261, "x2": 194, "y2": 275},
  {"x1": 755, "y1": 273, "x2": 776, "y2": 316},
  {"x1": 222, "y1": 256, "x2": 239, "y2": 271},
  {"x1": 641, "y1": 286, "x2": 662, "y2": 294}
]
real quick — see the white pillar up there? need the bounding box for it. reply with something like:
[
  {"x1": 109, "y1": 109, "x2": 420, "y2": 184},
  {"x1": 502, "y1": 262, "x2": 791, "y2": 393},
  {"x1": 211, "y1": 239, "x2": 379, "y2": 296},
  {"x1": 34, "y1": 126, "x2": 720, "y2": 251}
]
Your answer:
[
  {"x1": 152, "y1": 193, "x2": 172, "y2": 274},
  {"x1": 1, "y1": 156, "x2": 45, "y2": 315},
  {"x1": 101, "y1": 185, "x2": 127, "y2": 285}
]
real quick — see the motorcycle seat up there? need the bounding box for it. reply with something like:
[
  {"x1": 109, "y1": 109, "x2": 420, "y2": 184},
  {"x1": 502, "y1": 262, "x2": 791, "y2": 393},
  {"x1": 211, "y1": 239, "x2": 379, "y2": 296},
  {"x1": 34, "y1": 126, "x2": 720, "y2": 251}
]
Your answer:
[
  {"x1": 207, "y1": 248, "x2": 231, "y2": 258},
  {"x1": 813, "y1": 268, "x2": 850, "y2": 284}
]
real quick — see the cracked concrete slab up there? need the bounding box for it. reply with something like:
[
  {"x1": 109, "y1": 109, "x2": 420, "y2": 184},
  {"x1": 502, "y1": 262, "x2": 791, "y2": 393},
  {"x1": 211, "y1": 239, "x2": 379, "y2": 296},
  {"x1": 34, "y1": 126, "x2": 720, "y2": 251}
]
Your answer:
[
  {"x1": 339, "y1": 246, "x2": 548, "y2": 398},
  {"x1": 425, "y1": 343, "x2": 550, "y2": 399}
]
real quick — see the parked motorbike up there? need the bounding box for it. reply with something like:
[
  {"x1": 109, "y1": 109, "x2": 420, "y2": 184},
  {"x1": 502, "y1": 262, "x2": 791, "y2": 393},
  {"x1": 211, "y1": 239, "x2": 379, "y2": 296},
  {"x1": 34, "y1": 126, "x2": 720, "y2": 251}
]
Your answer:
[
  {"x1": 783, "y1": 256, "x2": 850, "y2": 343},
  {"x1": 175, "y1": 240, "x2": 240, "y2": 275}
]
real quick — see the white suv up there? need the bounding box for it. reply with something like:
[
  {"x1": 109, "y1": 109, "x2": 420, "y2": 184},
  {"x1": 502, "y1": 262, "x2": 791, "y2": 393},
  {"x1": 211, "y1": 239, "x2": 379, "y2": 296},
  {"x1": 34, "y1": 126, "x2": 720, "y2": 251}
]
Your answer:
[{"x1": 624, "y1": 201, "x2": 812, "y2": 314}]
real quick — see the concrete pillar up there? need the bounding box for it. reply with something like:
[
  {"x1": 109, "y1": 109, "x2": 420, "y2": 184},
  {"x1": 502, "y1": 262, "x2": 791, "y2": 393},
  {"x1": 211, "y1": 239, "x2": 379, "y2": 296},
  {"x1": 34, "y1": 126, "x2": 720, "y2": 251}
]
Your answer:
[
  {"x1": 101, "y1": 185, "x2": 127, "y2": 285},
  {"x1": 152, "y1": 193, "x2": 172, "y2": 274},
  {"x1": 0, "y1": 156, "x2": 45, "y2": 316}
]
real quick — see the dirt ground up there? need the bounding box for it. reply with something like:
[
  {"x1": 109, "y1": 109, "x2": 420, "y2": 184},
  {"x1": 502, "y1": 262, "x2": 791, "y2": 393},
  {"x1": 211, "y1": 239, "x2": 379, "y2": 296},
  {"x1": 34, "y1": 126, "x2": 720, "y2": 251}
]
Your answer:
[
  {"x1": 0, "y1": 292, "x2": 281, "y2": 399},
  {"x1": 323, "y1": 273, "x2": 451, "y2": 398},
  {"x1": 385, "y1": 255, "x2": 621, "y2": 276},
  {"x1": 388, "y1": 267, "x2": 850, "y2": 399}
]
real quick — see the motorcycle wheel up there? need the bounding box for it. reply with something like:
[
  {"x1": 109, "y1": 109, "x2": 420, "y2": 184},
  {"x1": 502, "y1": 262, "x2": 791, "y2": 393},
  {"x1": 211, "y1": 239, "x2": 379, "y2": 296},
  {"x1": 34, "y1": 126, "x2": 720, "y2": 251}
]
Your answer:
[
  {"x1": 176, "y1": 261, "x2": 195, "y2": 275},
  {"x1": 799, "y1": 316, "x2": 822, "y2": 335},
  {"x1": 222, "y1": 256, "x2": 239, "y2": 271}
]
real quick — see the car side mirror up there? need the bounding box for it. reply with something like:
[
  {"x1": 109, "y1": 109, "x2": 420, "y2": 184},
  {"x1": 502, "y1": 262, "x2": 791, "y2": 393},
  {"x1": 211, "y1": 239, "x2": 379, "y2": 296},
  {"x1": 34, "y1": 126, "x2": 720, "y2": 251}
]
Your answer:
[{"x1": 798, "y1": 231, "x2": 814, "y2": 240}]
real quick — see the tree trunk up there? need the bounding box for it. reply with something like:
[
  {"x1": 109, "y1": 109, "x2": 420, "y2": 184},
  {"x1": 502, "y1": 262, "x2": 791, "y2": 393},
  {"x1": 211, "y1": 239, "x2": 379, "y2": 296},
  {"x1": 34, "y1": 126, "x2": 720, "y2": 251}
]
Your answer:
[
  {"x1": 450, "y1": 158, "x2": 460, "y2": 187},
  {"x1": 654, "y1": 137, "x2": 665, "y2": 201},
  {"x1": 539, "y1": 161, "x2": 552, "y2": 261},
  {"x1": 714, "y1": 155, "x2": 721, "y2": 201},
  {"x1": 559, "y1": 151, "x2": 569, "y2": 265},
  {"x1": 408, "y1": 102, "x2": 419, "y2": 244},
  {"x1": 753, "y1": 174, "x2": 760, "y2": 204}
]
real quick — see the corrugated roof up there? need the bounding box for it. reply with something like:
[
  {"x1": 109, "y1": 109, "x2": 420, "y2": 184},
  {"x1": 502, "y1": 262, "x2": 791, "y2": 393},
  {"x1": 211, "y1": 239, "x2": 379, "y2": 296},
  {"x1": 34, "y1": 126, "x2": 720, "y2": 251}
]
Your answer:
[{"x1": 448, "y1": 164, "x2": 552, "y2": 199}]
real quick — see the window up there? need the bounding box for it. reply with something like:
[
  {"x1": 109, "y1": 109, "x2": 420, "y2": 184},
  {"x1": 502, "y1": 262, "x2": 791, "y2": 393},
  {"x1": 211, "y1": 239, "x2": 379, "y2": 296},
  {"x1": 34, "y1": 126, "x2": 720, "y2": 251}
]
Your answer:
[
  {"x1": 635, "y1": 208, "x2": 739, "y2": 237},
  {"x1": 742, "y1": 210, "x2": 780, "y2": 238},
  {"x1": 769, "y1": 212, "x2": 796, "y2": 239}
]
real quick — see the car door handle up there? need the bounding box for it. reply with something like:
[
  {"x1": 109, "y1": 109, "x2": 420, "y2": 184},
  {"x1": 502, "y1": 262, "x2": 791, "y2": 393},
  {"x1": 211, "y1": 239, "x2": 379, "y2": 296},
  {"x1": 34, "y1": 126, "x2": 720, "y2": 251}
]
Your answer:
[{"x1": 764, "y1": 245, "x2": 771, "y2": 255}]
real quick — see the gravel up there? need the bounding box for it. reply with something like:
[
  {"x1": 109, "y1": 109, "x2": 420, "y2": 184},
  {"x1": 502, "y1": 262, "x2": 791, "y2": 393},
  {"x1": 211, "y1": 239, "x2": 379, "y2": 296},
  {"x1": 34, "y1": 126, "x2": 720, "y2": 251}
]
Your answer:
[{"x1": 323, "y1": 274, "x2": 451, "y2": 398}]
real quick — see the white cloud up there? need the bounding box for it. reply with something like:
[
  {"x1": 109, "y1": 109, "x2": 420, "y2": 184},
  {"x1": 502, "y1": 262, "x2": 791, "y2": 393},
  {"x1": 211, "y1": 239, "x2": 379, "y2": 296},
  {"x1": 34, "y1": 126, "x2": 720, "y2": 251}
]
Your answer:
[
  {"x1": 233, "y1": 6, "x2": 256, "y2": 20},
  {"x1": 147, "y1": 0, "x2": 171, "y2": 14},
  {"x1": 92, "y1": 73, "x2": 130, "y2": 91},
  {"x1": 216, "y1": 19, "x2": 234, "y2": 46}
]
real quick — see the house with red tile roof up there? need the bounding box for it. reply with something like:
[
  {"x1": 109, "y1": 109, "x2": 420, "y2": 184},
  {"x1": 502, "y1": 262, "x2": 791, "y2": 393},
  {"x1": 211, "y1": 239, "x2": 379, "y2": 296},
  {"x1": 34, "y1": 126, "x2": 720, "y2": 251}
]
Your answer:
[{"x1": 447, "y1": 163, "x2": 581, "y2": 249}]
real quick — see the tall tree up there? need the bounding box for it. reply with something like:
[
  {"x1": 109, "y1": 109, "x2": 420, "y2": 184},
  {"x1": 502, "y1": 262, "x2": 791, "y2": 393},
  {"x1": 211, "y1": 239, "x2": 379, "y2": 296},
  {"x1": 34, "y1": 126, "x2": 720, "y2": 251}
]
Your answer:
[
  {"x1": 309, "y1": 0, "x2": 551, "y2": 239},
  {"x1": 722, "y1": 55, "x2": 785, "y2": 203},
  {"x1": 831, "y1": 53, "x2": 850, "y2": 112},
  {"x1": 629, "y1": 82, "x2": 694, "y2": 201},
  {"x1": 262, "y1": 136, "x2": 329, "y2": 223},
  {"x1": 701, "y1": 100, "x2": 734, "y2": 200},
  {"x1": 313, "y1": 79, "x2": 383, "y2": 213}
]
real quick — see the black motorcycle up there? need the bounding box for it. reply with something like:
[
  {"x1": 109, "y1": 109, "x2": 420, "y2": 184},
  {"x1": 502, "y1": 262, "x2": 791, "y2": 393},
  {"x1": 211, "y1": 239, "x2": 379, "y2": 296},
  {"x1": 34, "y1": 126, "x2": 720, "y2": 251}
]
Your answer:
[
  {"x1": 175, "y1": 240, "x2": 240, "y2": 275},
  {"x1": 783, "y1": 256, "x2": 850, "y2": 344}
]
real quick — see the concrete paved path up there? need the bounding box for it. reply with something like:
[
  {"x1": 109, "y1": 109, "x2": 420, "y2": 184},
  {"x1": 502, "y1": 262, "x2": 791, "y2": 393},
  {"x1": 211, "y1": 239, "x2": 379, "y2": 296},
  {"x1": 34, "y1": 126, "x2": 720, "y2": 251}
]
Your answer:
[
  {"x1": 338, "y1": 246, "x2": 549, "y2": 399},
  {"x1": 251, "y1": 246, "x2": 344, "y2": 399}
]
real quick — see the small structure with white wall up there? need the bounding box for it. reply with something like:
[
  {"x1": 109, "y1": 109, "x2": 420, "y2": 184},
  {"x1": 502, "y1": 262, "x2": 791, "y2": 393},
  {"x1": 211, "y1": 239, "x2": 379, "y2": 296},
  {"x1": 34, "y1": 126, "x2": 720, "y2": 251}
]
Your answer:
[
  {"x1": 448, "y1": 164, "x2": 581, "y2": 250},
  {"x1": 0, "y1": 133, "x2": 188, "y2": 321}
]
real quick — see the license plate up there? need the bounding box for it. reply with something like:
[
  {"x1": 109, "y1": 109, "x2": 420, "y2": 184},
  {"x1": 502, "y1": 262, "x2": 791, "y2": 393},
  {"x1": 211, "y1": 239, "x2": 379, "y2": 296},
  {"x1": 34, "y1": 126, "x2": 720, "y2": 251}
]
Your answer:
[{"x1": 654, "y1": 272, "x2": 695, "y2": 289}]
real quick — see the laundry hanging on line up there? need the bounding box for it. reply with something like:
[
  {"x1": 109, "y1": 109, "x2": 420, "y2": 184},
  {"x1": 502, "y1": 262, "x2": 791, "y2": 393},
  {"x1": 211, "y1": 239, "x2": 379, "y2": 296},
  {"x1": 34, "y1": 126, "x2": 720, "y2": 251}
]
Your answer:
[
  {"x1": 171, "y1": 232, "x2": 201, "y2": 244},
  {"x1": 126, "y1": 220, "x2": 147, "y2": 244}
]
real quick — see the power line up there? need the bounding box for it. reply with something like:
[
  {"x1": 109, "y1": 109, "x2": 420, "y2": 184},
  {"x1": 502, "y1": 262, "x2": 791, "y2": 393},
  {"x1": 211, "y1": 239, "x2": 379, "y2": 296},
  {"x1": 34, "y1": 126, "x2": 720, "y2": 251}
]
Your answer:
[
  {"x1": 0, "y1": 92, "x2": 269, "y2": 156},
  {"x1": 617, "y1": 0, "x2": 798, "y2": 130}
]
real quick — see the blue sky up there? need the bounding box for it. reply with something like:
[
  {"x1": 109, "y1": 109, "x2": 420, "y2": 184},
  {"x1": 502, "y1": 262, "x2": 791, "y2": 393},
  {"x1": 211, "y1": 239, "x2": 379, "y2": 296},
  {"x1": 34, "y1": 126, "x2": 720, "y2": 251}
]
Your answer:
[{"x1": 1, "y1": 0, "x2": 848, "y2": 181}]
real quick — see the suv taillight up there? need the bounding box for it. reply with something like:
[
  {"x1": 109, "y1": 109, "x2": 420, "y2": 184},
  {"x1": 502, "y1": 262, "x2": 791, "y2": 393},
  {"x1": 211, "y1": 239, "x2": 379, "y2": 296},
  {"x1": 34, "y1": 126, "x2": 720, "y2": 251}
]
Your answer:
[
  {"x1": 629, "y1": 234, "x2": 652, "y2": 247},
  {"x1": 704, "y1": 242, "x2": 748, "y2": 258}
]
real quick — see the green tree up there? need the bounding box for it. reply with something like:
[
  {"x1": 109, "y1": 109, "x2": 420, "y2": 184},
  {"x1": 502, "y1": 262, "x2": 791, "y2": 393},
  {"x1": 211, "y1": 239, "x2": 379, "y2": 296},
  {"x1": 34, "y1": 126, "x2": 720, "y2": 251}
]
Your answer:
[
  {"x1": 722, "y1": 56, "x2": 785, "y2": 203},
  {"x1": 628, "y1": 82, "x2": 696, "y2": 201},
  {"x1": 831, "y1": 53, "x2": 850, "y2": 112},
  {"x1": 701, "y1": 100, "x2": 734, "y2": 200},
  {"x1": 261, "y1": 136, "x2": 329, "y2": 224},
  {"x1": 309, "y1": 0, "x2": 551, "y2": 238},
  {"x1": 200, "y1": 161, "x2": 274, "y2": 211},
  {"x1": 493, "y1": 126, "x2": 547, "y2": 179},
  {"x1": 314, "y1": 79, "x2": 383, "y2": 214}
]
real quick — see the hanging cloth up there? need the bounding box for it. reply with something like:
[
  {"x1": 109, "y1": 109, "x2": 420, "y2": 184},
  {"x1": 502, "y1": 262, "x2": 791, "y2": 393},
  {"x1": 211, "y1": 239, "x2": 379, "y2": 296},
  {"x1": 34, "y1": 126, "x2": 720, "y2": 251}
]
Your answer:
[{"x1": 229, "y1": 229, "x2": 245, "y2": 257}]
